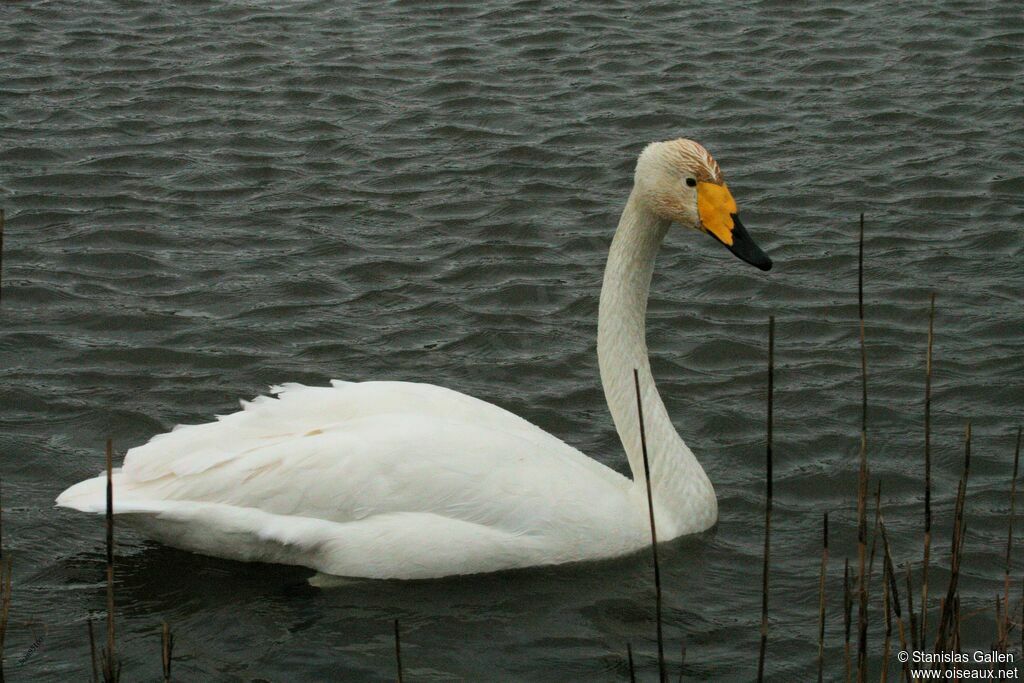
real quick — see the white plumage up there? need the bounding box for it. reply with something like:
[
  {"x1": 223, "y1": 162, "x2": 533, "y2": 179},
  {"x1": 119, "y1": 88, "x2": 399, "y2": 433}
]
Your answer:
[{"x1": 57, "y1": 139, "x2": 771, "y2": 580}]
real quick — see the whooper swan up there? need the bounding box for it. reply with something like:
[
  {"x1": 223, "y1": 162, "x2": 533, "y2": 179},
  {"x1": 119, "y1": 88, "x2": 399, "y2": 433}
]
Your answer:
[{"x1": 58, "y1": 139, "x2": 772, "y2": 580}]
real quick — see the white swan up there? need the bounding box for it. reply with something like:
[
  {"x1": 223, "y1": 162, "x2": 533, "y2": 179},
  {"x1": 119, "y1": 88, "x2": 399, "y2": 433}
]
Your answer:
[{"x1": 57, "y1": 139, "x2": 772, "y2": 580}]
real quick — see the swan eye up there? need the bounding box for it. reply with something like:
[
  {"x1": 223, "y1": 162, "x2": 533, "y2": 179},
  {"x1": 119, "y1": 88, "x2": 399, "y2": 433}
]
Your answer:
[{"x1": 685, "y1": 178, "x2": 697, "y2": 187}]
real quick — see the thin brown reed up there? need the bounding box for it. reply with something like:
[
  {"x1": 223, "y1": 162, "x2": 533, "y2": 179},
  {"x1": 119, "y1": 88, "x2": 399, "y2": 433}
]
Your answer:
[
  {"x1": 905, "y1": 562, "x2": 919, "y2": 654},
  {"x1": 0, "y1": 210, "x2": 4, "y2": 683},
  {"x1": 817, "y1": 512, "x2": 829, "y2": 683},
  {"x1": 858, "y1": 213, "x2": 864, "y2": 321},
  {"x1": 879, "y1": 520, "x2": 910, "y2": 681},
  {"x1": 0, "y1": 217, "x2": 7, "y2": 676},
  {"x1": 844, "y1": 558, "x2": 852, "y2": 683},
  {"x1": 757, "y1": 317, "x2": 774, "y2": 682},
  {"x1": 0, "y1": 481, "x2": 4, "y2": 683},
  {"x1": 880, "y1": 566, "x2": 891, "y2": 683},
  {"x1": 953, "y1": 596, "x2": 962, "y2": 654},
  {"x1": 394, "y1": 619, "x2": 403, "y2": 683},
  {"x1": 858, "y1": 217, "x2": 867, "y2": 436},
  {"x1": 102, "y1": 439, "x2": 119, "y2": 683},
  {"x1": 0, "y1": 207, "x2": 5, "y2": 302},
  {"x1": 627, "y1": 642, "x2": 636, "y2": 683},
  {"x1": 1001, "y1": 427, "x2": 1021, "y2": 652},
  {"x1": 88, "y1": 617, "x2": 99, "y2": 683},
  {"x1": 855, "y1": 428, "x2": 869, "y2": 680},
  {"x1": 996, "y1": 595, "x2": 1004, "y2": 655},
  {"x1": 921, "y1": 293, "x2": 935, "y2": 645},
  {"x1": 934, "y1": 422, "x2": 971, "y2": 652},
  {"x1": 677, "y1": 641, "x2": 686, "y2": 683},
  {"x1": 868, "y1": 481, "x2": 882, "y2": 580},
  {"x1": 855, "y1": 215, "x2": 870, "y2": 682},
  {"x1": 633, "y1": 368, "x2": 666, "y2": 683},
  {"x1": 0, "y1": 559, "x2": 10, "y2": 683},
  {"x1": 161, "y1": 621, "x2": 173, "y2": 683}
]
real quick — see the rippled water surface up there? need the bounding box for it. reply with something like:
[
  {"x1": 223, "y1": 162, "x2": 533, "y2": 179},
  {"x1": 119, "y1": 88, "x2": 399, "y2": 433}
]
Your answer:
[{"x1": 1, "y1": 0, "x2": 1022, "y2": 680}]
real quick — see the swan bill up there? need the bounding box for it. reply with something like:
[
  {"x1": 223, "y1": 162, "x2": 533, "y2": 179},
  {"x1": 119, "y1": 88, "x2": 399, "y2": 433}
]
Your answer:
[
  {"x1": 723, "y1": 213, "x2": 772, "y2": 271},
  {"x1": 696, "y1": 181, "x2": 772, "y2": 271}
]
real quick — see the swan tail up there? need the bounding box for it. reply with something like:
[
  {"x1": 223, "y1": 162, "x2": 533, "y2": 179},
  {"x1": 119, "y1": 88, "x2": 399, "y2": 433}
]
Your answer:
[
  {"x1": 57, "y1": 484, "x2": 343, "y2": 568},
  {"x1": 58, "y1": 478, "x2": 548, "y2": 579},
  {"x1": 55, "y1": 471, "x2": 128, "y2": 513}
]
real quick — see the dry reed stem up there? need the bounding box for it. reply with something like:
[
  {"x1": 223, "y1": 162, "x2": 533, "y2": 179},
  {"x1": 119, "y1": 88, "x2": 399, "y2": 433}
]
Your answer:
[
  {"x1": 633, "y1": 368, "x2": 666, "y2": 682},
  {"x1": 756, "y1": 317, "x2": 774, "y2": 682},
  {"x1": 0, "y1": 207, "x2": 5, "y2": 303},
  {"x1": 0, "y1": 560, "x2": 10, "y2": 682},
  {"x1": 102, "y1": 439, "x2": 118, "y2": 683},
  {"x1": 394, "y1": 619, "x2": 403, "y2": 683},
  {"x1": 856, "y1": 429, "x2": 869, "y2": 681},
  {"x1": 996, "y1": 595, "x2": 1004, "y2": 657},
  {"x1": 1002, "y1": 427, "x2": 1021, "y2": 651},
  {"x1": 881, "y1": 567, "x2": 891, "y2": 683},
  {"x1": 0, "y1": 212, "x2": 5, "y2": 677},
  {"x1": 817, "y1": 512, "x2": 829, "y2": 683},
  {"x1": 934, "y1": 422, "x2": 970, "y2": 652},
  {"x1": 868, "y1": 482, "x2": 885, "y2": 679},
  {"x1": 627, "y1": 642, "x2": 636, "y2": 683},
  {"x1": 954, "y1": 596, "x2": 962, "y2": 655},
  {"x1": 856, "y1": 215, "x2": 870, "y2": 682},
  {"x1": 880, "y1": 577, "x2": 888, "y2": 683},
  {"x1": 161, "y1": 621, "x2": 173, "y2": 683},
  {"x1": 879, "y1": 519, "x2": 911, "y2": 682},
  {"x1": 858, "y1": 213, "x2": 864, "y2": 321},
  {"x1": 921, "y1": 293, "x2": 935, "y2": 645},
  {"x1": 88, "y1": 617, "x2": 99, "y2": 683},
  {"x1": 844, "y1": 558, "x2": 852, "y2": 683},
  {"x1": 868, "y1": 482, "x2": 882, "y2": 582},
  {"x1": 0, "y1": 481, "x2": 4, "y2": 683},
  {"x1": 905, "y1": 562, "x2": 919, "y2": 654}
]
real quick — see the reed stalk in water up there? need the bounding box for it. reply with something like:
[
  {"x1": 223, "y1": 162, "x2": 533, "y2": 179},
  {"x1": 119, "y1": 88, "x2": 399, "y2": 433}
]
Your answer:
[
  {"x1": 855, "y1": 433, "x2": 868, "y2": 678},
  {"x1": 1001, "y1": 427, "x2": 1021, "y2": 652},
  {"x1": 921, "y1": 293, "x2": 935, "y2": 645},
  {"x1": 0, "y1": 207, "x2": 5, "y2": 303},
  {"x1": 0, "y1": 559, "x2": 9, "y2": 683},
  {"x1": 843, "y1": 558, "x2": 852, "y2": 683},
  {"x1": 633, "y1": 368, "x2": 666, "y2": 682},
  {"x1": 0, "y1": 479, "x2": 6, "y2": 683},
  {"x1": 867, "y1": 482, "x2": 882, "y2": 584},
  {"x1": 88, "y1": 617, "x2": 98, "y2": 683},
  {"x1": 101, "y1": 439, "x2": 119, "y2": 683},
  {"x1": 394, "y1": 619, "x2": 403, "y2": 683},
  {"x1": 817, "y1": 512, "x2": 828, "y2": 683},
  {"x1": 855, "y1": 213, "x2": 870, "y2": 683},
  {"x1": 934, "y1": 422, "x2": 970, "y2": 652},
  {"x1": 880, "y1": 566, "x2": 891, "y2": 683},
  {"x1": 757, "y1": 317, "x2": 774, "y2": 682},
  {"x1": 161, "y1": 622, "x2": 173, "y2": 683},
  {"x1": 879, "y1": 519, "x2": 909, "y2": 681},
  {"x1": 905, "y1": 562, "x2": 918, "y2": 653}
]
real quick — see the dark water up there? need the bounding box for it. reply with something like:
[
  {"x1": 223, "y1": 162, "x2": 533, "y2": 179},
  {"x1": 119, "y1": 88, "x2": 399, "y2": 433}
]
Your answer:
[{"x1": 1, "y1": 0, "x2": 1022, "y2": 680}]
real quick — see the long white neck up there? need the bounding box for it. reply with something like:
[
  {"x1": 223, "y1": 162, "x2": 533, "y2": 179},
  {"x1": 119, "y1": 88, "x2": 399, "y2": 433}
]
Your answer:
[{"x1": 597, "y1": 189, "x2": 717, "y2": 536}]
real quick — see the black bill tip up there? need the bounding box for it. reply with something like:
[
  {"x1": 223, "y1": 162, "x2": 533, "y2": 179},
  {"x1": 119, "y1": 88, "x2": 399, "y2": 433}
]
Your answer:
[{"x1": 724, "y1": 213, "x2": 772, "y2": 271}]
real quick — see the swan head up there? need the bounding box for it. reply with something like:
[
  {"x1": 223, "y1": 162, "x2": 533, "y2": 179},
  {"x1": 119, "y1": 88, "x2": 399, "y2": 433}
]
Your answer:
[{"x1": 634, "y1": 139, "x2": 772, "y2": 271}]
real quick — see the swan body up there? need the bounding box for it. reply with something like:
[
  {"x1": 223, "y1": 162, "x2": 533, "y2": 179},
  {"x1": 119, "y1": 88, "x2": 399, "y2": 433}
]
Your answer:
[{"x1": 57, "y1": 139, "x2": 772, "y2": 580}]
